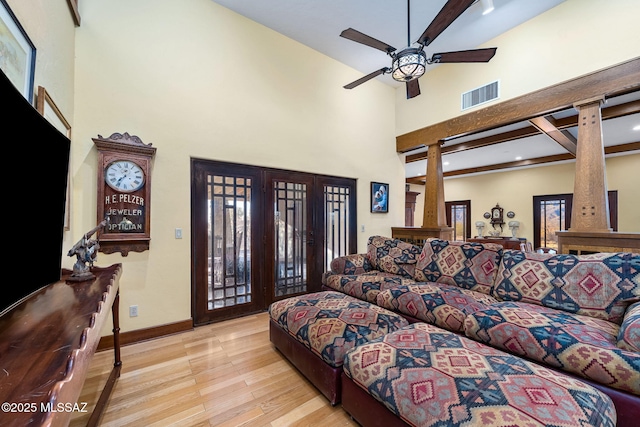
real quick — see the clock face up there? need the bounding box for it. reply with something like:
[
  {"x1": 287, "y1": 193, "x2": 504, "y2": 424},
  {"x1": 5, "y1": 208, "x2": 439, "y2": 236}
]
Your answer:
[{"x1": 105, "y1": 160, "x2": 145, "y2": 193}]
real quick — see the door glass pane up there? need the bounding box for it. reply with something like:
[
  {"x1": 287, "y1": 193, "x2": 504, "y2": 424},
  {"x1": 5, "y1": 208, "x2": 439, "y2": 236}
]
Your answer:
[
  {"x1": 207, "y1": 174, "x2": 251, "y2": 310},
  {"x1": 274, "y1": 181, "x2": 307, "y2": 296},
  {"x1": 540, "y1": 199, "x2": 565, "y2": 250},
  {"x1": 450, "y1": 204, "x2": 467, "y2": 241},
  {"x1": 324, "y1": 184, "x2": 351, "y2": 271}
]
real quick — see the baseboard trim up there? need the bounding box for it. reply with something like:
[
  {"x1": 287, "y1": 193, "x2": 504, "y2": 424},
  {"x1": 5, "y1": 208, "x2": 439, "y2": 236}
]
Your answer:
[{"x1": 97, "y1": 319, "x2": 194, "y2": 351}]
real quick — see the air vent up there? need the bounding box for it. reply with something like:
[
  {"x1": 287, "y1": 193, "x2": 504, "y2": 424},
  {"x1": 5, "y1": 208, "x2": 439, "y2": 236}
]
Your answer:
[{"x1": 461, "y1": 80, "x2": 499, "y2": 110}]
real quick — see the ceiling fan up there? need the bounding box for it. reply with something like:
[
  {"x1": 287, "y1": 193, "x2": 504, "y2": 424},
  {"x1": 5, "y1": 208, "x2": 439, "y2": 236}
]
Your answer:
[{"x1": 340, "y1": 0, "x2": 497, "y2": 99}]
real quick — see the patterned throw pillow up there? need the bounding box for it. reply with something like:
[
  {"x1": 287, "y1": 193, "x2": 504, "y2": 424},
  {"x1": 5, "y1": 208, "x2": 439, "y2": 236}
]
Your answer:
[
  {"x1": 366, "y1": 236, "x2": 422, "y2": 279},
  {"x1": 618, "y1": 300, "x2": 640, "y2": 352},
  {"x1": 492, "y1": 251, "x2": 640, "y2": 323},
  {"x1": 414, "y1": 238, "x2": 502, "y2": 295},
  {"x1": 329, "y1": 253, "x2": 372, "y2": 275}
]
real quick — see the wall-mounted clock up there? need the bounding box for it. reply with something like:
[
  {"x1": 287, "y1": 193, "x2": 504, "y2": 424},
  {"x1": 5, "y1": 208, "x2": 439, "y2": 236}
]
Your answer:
[
  {"x1": 94, "y1": 132, "x2": 156, "y2": 256},
  {"x1": 490, "y1": 203, "x2": 505, "y2": 231},
  {"x1": 105, "y1": 160, "x2": 145, "y2": 193}
]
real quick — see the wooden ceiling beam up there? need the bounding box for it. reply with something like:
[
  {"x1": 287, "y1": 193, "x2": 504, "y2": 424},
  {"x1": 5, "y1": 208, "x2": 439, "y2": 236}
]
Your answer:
[
  {"x1": 529, "y1": 115, "x2": 577, "y2": 156},
  {"x1": 397, "y1": 57, "x2": 640, "y2": 153},
  {"x1": 406, "y1": 142, "x2": 640, "y2": 183},
  {"x1": 404, "y1": 98, "x2": 640, "y2": 163}
]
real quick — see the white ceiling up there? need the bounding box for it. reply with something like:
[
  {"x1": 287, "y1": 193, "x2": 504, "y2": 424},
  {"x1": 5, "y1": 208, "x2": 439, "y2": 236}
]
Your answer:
[
  {"x1": 211, "y1": 0, "x2": 566, "y2": 87},
  {"x1": 210, "y1": 0, "x2": 640, "y2": 177}
]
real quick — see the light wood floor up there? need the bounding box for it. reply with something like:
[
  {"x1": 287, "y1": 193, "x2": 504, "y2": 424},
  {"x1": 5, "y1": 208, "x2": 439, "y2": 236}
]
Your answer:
[{"x1": 70, "y1": 312, "x2": 358, "y2": 427}]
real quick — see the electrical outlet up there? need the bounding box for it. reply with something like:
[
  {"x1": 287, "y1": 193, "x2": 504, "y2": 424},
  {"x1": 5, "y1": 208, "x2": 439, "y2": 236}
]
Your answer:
[
  {"x1": 129, "y1": 305, "x2": 138, "y2": 317},
  {"x1": 361, "y1": 225, "x2": 365, "y2": 232}
]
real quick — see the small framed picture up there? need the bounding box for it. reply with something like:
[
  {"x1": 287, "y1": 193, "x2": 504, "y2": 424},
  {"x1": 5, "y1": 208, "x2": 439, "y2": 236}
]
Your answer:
[
  {"x1": 371, "y1": 182, "x2": 388, "y2": 213},
  {"x1": 0, "y1": 0, "x2": 36, "y2": 103}
]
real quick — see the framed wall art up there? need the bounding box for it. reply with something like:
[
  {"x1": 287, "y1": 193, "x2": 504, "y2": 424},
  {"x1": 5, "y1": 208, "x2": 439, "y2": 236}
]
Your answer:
[
  {"x1": 37, "y1": 86, "x2": 71, "y2": 230},
  {"x1": 0, "y1": 0, "x2": 36, "y2": 103},
  {"x1": 371, "y1": 182, "x2": 388, "y2": 213}
]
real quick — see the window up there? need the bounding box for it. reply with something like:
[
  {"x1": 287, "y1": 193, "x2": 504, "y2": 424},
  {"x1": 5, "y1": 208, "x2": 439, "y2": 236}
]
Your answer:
[
  {"x1": 533, "y1": 192, "x2": 617, "y2": 249},
  {"x1": 445, "y1": 200, "x2": 471, "y2": 241}
]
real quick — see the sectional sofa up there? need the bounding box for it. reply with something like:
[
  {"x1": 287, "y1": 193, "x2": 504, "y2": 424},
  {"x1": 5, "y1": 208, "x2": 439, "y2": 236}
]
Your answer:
[{"x1": 322, "y1": 236, "x2": 640, "y2": 423}]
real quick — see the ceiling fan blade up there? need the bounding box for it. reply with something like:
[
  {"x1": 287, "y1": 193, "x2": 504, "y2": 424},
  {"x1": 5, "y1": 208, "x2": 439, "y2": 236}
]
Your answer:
[
  {"x1": 344, "y1": 67, "x2": 390, "y2": 89},
  {"x1": 340, "y1": 28, "x2": 396, "y2": 54},
  {"x1": 430, "y1": 48, "x2": 497, "y2": 63},
  {"x1": 418, "y1": 0, "x2": 475, "y2": 46},
  {"x1": 406, "y1": 79, "x2": 421, "y2": 99}
]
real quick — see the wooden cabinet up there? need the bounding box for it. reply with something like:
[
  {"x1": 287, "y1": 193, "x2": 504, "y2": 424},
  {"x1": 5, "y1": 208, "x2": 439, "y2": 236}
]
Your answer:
[
  {"x1": 405, "y1": 191, "x2": 420, "y2": 226},
  {"x1": 556, "y1": 231, "x2": 640, "y2": 254}
]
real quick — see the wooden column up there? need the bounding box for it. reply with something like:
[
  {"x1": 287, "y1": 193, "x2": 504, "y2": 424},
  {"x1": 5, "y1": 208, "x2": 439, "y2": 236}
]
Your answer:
[
  {"x1": 392, "y1": 141, "x2": 453, "y2": 244},
  {"x1": 555, "y1": 96, "x2": 640, "y2": 254},
  {"x1": 423, "y1": 143, "x2": 448, "y2": 228},
  {"x1": 569, "y1": 96, "x2": 611, "y2": 232}
]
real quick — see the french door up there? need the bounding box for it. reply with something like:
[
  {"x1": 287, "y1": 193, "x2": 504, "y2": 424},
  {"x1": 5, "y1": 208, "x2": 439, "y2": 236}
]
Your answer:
[
  {"x1": 191, "y1": 159, "x2": 356, "y2": 325},
  {"x1": 264, "y1": 171, "x2": 315, "y2": 304}
]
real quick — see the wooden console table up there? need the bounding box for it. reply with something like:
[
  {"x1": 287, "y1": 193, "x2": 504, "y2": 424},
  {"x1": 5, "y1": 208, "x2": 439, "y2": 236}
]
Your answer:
[
  {"x1": 468, "y1": 237, "x2": 526, "y2": 250},
  {"x1": 0, "y1": 264, "x2": 122, "y2": 427},
  {"x1": 392, "y1": 226, "x2": 454, "y2": 246}
]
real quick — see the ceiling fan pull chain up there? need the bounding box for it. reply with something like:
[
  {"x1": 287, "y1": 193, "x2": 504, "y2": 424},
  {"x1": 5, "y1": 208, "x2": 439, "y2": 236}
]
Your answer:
[{"x1": 407, "y1": 0, "x2": 411, "y2": 47}]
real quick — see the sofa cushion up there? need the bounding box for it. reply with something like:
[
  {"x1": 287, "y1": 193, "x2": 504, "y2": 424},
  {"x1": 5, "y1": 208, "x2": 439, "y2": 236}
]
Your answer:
[
  {"x1": 376, "y1": 283, "x2": 498, "y2": 332},
  {"x1": 464, "y1": 301, "x2": 640, "y2": 395},
  {"x1": 414, "y1": 238, "x2": 502, "y2": 295},
  {"x1": 343, "y1": 322, "x2": 617, "y2": 427},
  {"x1": 324, "y1": 273, "x2": 415, "y2": 304},
  {"x1": 366, "y1": 235, "x2": 422, "y2": 279},
  {"x1": 328, "y1": 253, "x2": 372, "y2": 276},
  {"x1": 491, "y1": 251, "x2": 640, "y2": 324},
  {"x1": 617, "y1": 300, "x2": 640, "y2": 352},
  {"x1": 268, "y1": 291, "x2": 408, "y2": 368}
]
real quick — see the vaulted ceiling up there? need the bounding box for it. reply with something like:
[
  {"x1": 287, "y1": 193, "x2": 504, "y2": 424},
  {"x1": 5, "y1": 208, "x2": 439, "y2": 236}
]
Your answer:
[{"x1": 210, "y1": 1, "x2": 640, "y2": 178}]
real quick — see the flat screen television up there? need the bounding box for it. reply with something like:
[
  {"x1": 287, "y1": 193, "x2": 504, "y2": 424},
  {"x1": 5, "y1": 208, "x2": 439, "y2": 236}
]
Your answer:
[{"x1": 0, "y1": 69, "x2": 70, "y2": 314}]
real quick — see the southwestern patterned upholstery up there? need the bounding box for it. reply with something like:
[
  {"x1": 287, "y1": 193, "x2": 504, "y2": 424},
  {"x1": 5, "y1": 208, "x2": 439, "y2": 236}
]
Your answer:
[
  {"x1": 464, "y1": 301, "x2": 640, "y2": 394},
  {"x1": 329, "y1": 253, "x2": 373, "y2": 276},
  {"x1": 343, "y1": 323, "x2": 616, "y2": 427},
  {"x1": 366, "y1": 235, "x2": 422, "y2": 279},
  {"x1": 268, "y1": 291, "x2": 408, "y2": 368},
  {"x1": 323, "y1": 274, "x2": 414, "y2": 304},
  {"x1": 376, "y1": 283, "x2": 498, "y2": 332},
  {"x1": 618, "y1": 301, "x2": 640, "y2": 352},
  {"x1": 491, "y1": 251, "x2": 640, "y2": 324},
  {"x1": 414, "y1": 238, "x2": 503, "y2": 295},
  {"x1": 309, "y1": 237, "x2": 638, "y2": 423}
]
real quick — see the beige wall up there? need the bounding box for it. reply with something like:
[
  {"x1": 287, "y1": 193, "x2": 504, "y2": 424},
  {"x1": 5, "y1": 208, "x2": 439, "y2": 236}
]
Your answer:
[
  {"x1": 397, "y1": 0, "x2": 639, "y2": 245},
  {"x1": 8, "y1": 0, "x2": 637, "y2": 334},
  {"x1": 395, "y1": 0, "x2": 639, "y2": 135},
  {"x1": 69, "y1": 0, "x2": 402, "y2": 331},
  {"x1": 442, "y1": 154, "x2": 640, "y2": 243}
]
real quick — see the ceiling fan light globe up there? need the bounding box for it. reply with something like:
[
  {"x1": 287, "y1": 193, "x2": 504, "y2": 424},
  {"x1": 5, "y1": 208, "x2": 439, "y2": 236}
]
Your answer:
[{"x1": 391, "y1": 48, "x2": 426, "y2": 82}]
